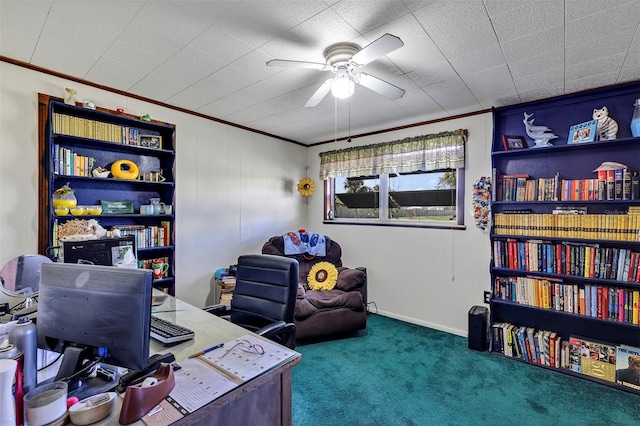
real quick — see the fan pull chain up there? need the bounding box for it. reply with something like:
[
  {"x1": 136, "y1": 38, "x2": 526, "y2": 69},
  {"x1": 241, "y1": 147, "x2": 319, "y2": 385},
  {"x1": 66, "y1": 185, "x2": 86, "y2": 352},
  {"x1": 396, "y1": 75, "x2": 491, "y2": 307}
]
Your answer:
[
  {"x1": 348, "y1": 96, "x2": 351, "y2": 142},
  {"x1": 334, "y1": 95, "x2": 338, "y2": 143}
]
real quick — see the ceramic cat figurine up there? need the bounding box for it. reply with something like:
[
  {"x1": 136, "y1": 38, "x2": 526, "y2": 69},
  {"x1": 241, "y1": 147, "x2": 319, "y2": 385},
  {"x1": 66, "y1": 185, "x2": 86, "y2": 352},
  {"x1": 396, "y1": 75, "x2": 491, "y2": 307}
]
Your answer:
[{"x1": 592, "y1": 106, "x2": 618, "y2": 140}]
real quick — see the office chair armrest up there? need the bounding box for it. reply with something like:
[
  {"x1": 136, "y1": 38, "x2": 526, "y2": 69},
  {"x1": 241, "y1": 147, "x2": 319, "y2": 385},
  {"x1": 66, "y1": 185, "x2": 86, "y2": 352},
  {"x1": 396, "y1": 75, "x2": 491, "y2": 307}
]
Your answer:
[
  {"x1": 255, "y1": 320, "x2": 286, "y2": 336},
  {"x1": 203, "y1": 304, "x2": 230, "y2": 317},
  {"x1": 256, "y1": 321, "x2": 296, "y2": 349}
]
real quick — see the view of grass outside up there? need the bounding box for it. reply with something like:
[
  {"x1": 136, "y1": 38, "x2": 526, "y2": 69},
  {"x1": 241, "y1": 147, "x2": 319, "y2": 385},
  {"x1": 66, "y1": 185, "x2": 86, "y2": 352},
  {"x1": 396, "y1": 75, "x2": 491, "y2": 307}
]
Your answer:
[{"x1": 333, "y1": 171, "x2": 456, "y2": 222}]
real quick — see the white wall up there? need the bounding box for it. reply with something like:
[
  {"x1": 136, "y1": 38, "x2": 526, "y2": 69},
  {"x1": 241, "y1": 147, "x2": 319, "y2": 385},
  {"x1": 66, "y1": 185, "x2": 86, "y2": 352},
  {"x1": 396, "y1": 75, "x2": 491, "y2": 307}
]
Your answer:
[
  {"x1": 0, "y1": 60, "x2": 494, "y2": 336},
  {"x1": 0, "y1": 61, "x2": 307, "y2": 308},
  {"x1": 306, "y1": 113, "x2": 494, "y2": 336}
]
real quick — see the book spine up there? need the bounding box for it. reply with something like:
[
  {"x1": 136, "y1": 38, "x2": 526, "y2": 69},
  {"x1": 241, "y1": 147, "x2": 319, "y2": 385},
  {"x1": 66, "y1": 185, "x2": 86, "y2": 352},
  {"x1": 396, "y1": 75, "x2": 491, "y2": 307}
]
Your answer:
[
  {"x1": 607, "y1": 170, "x2": 615, "y2": 200},
  {"x1": 613, "y1": 168, "x2": 622, "y2": 200}
]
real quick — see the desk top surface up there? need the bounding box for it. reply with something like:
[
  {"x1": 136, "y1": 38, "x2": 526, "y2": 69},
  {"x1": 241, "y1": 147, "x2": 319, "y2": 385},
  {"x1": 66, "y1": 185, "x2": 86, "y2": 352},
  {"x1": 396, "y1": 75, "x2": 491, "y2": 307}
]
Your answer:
[
  {"x1": 149, "y1": 296, "x2": 245, "y2": 361},
  {"x1": 40, "y1": 293, "x2": 301, "y2": 425}
]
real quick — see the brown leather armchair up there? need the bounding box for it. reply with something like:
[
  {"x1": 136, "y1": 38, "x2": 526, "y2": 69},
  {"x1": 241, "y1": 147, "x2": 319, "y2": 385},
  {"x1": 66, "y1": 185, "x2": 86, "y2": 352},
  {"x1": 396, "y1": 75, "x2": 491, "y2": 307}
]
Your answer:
[{"x1": 262, "y1": 234, "x2": 367, "y2": 340}]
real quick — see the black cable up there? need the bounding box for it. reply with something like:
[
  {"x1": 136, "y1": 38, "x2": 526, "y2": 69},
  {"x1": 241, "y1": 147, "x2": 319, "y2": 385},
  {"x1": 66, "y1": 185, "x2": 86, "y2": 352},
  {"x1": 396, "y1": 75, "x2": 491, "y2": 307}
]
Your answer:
[
  {"x1": 37, "y1": 352, "x2": 63, "y2": 372},
  {"x1": 57, "y1": 356, "x2": 104, "y2": 383}
]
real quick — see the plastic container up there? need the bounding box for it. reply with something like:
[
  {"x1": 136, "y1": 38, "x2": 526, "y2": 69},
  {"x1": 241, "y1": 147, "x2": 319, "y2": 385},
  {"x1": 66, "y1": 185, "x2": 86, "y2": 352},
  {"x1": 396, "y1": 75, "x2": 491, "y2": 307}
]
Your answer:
[
  {"x1": 23, "y1": 381, "x2": 68, "y2": 426},
  {"x1": 631, "y1": 98, "x2": 640, "y2": 138},
  {"x1": 0, "y1": 359, "x2": 17, "y2": 426}
]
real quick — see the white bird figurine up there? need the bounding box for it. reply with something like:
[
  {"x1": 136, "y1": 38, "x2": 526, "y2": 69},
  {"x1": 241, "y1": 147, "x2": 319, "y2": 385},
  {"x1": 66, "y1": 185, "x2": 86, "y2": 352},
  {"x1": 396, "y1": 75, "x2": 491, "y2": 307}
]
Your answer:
[{"x1": 523, "y1": 112, "x2": 558, "y2": 148}]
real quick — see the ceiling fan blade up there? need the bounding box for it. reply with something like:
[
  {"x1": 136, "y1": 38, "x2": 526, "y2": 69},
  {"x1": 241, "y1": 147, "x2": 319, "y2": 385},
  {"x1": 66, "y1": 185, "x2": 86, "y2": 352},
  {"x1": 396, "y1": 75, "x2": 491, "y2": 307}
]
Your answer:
[
  {"x1": 354, "y1": 73, "x2": 405, "y2": 100},
  {"x1": 304, "y1": 79, "x2": 333, "y2": 108},
  {"x1": 351, "y1": 33, "x2": 404, "y2": 66},
  {"x1": 266, "y1": 59, "x2": 329, "y2": 70}
]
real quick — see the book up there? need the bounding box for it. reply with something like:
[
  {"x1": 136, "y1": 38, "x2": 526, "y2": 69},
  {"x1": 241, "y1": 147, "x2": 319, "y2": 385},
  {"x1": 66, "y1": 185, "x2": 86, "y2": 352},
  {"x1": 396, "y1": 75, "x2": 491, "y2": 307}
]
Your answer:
[
  {"x1": 570, "y1": 336, "x2": 616, "y2": 383},
  {"x1": 632, "y1": 171, "x2": 640, "y2": 200},
  {"x1": 597, "y1": 170, "x2": 607, "y2": 200},
  {"x1": 615, "y1": 344, "x2": 640, "y2": 391},
  {"x1": 606, "y1": 170, "x2": 615, "y2": 200},
  {"x1": 614, "y1": 168, "x2": 624, "y2": 200},
  {"x1": 568, "y1": 337, "x2": 582, "y2": 372},
  {"x1": 623, "y1": 168, "x2": 632, "y2": 200}
]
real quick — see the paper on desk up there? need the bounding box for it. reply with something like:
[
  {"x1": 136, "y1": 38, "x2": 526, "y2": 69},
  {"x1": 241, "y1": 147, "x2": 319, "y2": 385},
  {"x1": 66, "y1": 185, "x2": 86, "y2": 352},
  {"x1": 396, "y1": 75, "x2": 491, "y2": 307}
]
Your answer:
[
  {"x1": 142, "y1": 399, "x2": 184, "y2": 426},
  {"x1": 202, "y1": 334, "x2": 297, "y2": 382},
  {"x1": 152, "y1": 335, "x2": 297, "y2": 418},
  {"x1": 166, "y1": 357, "x2": 238, "y2": 414}
]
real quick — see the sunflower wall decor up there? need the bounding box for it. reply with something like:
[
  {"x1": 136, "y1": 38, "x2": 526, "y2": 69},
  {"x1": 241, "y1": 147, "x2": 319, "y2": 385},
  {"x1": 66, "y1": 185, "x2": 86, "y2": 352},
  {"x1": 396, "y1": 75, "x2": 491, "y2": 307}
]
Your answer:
[
  {"x1": 297, "y1": 177, "x2": 316, "y2": 197},
  {"x1": 307, "y1": 261, "x2": 338, "y2": 291}
]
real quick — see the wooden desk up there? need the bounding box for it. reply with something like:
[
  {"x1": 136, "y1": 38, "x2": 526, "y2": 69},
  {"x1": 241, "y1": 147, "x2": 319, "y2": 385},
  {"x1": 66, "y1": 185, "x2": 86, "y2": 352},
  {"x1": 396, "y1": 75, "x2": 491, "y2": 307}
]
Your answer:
[{"x1": 83, "y1": 295, "x2": 301, "y2": 425}]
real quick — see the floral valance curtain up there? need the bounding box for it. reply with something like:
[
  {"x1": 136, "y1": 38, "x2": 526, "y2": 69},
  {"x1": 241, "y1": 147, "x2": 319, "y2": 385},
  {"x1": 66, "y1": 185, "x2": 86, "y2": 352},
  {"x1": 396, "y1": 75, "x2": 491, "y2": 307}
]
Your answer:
[{"x1": 319, "y1": 129, "x2": 466, "y2": 180}]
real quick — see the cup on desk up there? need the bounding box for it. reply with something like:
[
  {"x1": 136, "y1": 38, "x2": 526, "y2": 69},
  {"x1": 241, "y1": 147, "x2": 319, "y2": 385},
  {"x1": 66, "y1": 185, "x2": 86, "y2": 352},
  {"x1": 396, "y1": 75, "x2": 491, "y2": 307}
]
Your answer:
[
  {"x1": 24, "y1": 381, "x2": 68, "y2": 426},
  {"x1": 152, "y1": 261, "x2": 169, "y2": 280}
]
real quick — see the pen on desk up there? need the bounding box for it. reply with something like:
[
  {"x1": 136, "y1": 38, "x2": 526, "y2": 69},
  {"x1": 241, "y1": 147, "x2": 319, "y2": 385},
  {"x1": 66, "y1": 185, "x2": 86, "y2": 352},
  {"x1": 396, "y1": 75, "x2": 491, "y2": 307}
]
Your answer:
[{"x1": 188, "y1": 343, "x2": 224, "y2": 358}]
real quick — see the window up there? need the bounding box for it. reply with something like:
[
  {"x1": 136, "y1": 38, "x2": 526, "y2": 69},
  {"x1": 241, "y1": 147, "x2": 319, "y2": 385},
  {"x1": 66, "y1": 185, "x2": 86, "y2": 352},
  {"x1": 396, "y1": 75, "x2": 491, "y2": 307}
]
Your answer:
[
  {"x1": 320, "y1": 130, "x2": 466, "y2": 228},
  {"x1": 327, "y1": 169, "x2": 464, "y2": 226}
]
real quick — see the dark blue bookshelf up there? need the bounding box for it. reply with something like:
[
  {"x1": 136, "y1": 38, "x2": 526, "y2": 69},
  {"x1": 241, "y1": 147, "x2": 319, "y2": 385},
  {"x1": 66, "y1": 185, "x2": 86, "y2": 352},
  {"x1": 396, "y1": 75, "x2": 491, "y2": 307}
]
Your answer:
[
  {"x1": 489, "y1": 81, "x2": 640, "y2": 395},
  {"x1": 38, "y1": 94, "x2": 176, "y2": 295}
]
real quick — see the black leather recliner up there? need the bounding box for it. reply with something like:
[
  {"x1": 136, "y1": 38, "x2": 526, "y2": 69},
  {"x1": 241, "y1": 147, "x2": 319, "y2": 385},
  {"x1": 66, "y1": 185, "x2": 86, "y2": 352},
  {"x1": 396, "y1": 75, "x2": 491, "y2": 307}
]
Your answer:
[{"x1": 262, "y1": 235, "x2": 367, "y2": 341}]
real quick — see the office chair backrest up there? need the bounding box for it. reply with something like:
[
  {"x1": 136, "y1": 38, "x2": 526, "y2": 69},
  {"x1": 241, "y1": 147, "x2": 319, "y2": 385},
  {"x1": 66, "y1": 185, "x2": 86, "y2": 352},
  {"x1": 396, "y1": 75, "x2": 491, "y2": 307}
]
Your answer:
[{"x1": 230, "y1": 254, "x2": 298, "y2": 332}]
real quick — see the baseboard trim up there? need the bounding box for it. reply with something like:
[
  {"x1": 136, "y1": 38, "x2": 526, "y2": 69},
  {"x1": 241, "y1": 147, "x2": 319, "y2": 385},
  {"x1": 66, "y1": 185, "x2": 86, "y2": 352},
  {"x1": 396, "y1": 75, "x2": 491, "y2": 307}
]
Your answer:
[{"x1": 376, "y1": 310, "x2": 467, "y2": 338}]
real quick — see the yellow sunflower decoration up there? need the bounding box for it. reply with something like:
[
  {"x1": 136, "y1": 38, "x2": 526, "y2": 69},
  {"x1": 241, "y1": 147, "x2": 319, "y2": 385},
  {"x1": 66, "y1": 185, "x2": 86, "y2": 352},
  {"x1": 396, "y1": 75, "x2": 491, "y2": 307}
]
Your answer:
[
  {"x1": 297, "y1": 177, "x2": 316, "y2": 197},
  {"x1": 307, "y1": 262, "x2": 338, "y2": 291}
]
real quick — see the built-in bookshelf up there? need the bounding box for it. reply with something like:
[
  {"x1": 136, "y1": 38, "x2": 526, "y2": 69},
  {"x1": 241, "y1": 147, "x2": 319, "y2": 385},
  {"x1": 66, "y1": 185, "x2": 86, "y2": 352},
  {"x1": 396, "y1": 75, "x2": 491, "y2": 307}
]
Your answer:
[
  {"x1": 489, "y1": 81, "x2": 640, "y2": 394},
  {"x1": 38, "y1": 94, "x2": 177, "y2": 295}
]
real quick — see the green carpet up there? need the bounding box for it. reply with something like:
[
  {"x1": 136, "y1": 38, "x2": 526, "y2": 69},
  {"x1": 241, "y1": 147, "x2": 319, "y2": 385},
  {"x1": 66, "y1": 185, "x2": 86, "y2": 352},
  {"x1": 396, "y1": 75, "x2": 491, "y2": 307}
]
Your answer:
[{"x1": 292, "y1": 314, "x2": 640, "y2": 426}]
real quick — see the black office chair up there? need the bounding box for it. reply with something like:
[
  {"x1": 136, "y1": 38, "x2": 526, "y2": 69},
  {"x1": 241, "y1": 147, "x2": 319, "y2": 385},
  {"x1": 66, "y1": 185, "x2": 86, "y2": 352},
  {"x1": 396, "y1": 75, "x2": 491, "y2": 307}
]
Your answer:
[{"x1": 206, "y1": 254, "x2": 298, "y2": 349}]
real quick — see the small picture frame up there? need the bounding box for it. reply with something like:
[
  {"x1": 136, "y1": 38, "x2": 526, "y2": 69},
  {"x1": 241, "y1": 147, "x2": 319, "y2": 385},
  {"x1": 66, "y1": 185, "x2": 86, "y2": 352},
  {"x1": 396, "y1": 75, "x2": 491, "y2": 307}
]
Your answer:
[
  {"x1": 138, "y1": 134, "x2": 162, "y2": 149},
  {"x1": 568, "y1": 120, "x2": 597, "y2": 144},
  {"x1": 502, "y1": 135, "x2": 527, "y2": 151}
]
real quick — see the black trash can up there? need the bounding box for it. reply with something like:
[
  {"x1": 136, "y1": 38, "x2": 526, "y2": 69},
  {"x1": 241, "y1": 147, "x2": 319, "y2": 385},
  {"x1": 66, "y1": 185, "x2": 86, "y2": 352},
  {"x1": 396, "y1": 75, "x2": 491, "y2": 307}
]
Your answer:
[{"x1": 468, "y1": 305, "x2": 489, "y2": 351}]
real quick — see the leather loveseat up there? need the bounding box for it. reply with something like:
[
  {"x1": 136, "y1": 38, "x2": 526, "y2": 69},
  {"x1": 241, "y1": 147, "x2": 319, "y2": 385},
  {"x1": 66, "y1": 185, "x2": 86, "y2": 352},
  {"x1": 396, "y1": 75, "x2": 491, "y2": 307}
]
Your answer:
[{"x1": 262, "y1": 234, "x2": 367, "y2": 341}]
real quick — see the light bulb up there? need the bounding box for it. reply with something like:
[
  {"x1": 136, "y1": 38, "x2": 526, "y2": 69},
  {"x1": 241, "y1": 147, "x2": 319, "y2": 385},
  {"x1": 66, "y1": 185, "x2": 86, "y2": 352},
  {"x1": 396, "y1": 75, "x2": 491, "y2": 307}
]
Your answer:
[{"x1": 331, "y1": 76, "x2": 355, "y2": 99}]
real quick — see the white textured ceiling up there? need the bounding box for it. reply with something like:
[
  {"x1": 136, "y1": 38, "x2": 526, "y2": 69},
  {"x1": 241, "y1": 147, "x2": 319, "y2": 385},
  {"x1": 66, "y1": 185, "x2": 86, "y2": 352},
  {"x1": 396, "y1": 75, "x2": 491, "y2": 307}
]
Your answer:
[{"x1": 1, "y1": 0, "x2": 639, "y2": 145}]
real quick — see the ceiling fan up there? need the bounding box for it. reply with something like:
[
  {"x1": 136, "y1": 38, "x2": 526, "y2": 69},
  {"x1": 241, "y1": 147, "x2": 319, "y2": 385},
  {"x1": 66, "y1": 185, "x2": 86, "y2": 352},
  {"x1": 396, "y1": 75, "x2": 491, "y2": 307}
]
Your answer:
[{"x1": 267, "y1": 33, "x2": 406, "y2": 107}]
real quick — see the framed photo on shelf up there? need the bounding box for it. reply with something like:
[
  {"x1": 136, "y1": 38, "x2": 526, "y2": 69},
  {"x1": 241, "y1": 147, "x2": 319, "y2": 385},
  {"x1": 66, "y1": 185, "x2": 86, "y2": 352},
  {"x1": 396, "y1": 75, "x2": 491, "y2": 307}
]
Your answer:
[
  {"x1": 502, "y1": 135, "x2": 527, "y2": 151},
  {"x1": 568, "y1": 120, "x2": 597, "y2": 144},
  {"x1": 138, "y1": 134, "x2": 162, "y2": 149}
]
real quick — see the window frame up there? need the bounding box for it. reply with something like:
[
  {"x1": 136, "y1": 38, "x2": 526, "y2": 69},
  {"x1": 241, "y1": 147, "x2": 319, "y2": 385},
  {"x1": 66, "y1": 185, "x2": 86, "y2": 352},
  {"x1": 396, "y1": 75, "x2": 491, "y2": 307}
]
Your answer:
[{"x1": 324, "y1": 168, "x2": 466, "y2": 229}]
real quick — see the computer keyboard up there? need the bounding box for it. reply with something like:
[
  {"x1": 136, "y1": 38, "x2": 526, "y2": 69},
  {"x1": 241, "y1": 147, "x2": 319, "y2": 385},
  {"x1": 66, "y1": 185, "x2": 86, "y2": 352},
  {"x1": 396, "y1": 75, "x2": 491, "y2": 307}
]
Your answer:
[{"x1": 150, "y1": 315, "x2": 195, "y2": 345}]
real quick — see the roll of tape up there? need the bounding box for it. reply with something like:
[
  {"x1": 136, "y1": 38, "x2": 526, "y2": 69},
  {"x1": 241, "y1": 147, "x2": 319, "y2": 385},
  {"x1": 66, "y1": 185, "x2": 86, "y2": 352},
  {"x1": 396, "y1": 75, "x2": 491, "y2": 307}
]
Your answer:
[{"x1": 141, "y1": 377, "x2": 158, "y2": 388}]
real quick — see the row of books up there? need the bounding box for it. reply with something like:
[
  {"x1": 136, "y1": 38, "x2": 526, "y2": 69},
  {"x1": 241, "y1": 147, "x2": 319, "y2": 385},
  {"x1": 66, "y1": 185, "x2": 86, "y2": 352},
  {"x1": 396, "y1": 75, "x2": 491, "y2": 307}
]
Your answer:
[
  {"x1": 114, "y1": 222, "x2": 171, "y2": 247},
  {"x1": 52, "y1": 112, "x2": 153, "y2": 147},
  {"x1": 492, "y1": 239, "x2": 640, "y2": 282},
  {"x1": 491, "y1": 322, "x2": 564, "y2": 367},
  {"x1": 217, "y1": 275, "x2": 236, "y2": 306},
  {"x1": 491, "y1": 323, "x2": 640, "y2": 391},
  {"x1": 495, "y1": 169, "x2": 640, "y2": 202},
  {"x1": 493, "y1": 276, "x2": 640, "y2": 324},
  {"x1": 493, "y1": 212, "x2": 640, "y2": 242},
  {"x1": 53, "y1": 144, "x2": 96, "y2": 177}
]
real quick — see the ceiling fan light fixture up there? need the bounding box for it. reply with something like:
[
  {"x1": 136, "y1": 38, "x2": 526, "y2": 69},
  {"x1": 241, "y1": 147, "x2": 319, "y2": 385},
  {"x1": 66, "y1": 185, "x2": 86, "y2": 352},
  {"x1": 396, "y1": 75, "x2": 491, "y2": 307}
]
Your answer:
[{"x1": 331, "y1": 76, "x2": 354, "y2": 99}]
